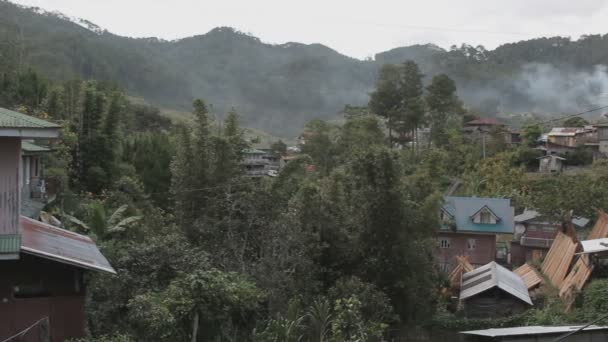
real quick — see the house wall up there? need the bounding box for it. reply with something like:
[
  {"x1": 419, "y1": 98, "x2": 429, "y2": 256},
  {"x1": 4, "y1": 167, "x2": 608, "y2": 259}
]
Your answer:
[
  {"x1": 463, "y1": 288, "x2": 528, "y2": 319},
  {"x1": 0, "y1": 254, "x2": 86, "y2": 341},
  {"x1": 0, "y1": 137, "x2": 21, "y2": 235},
  {"x1": 435, "y1": 232, "x2": 496, "y2": 271},
  {"x1": 549, "y1": 135, "x2": 576, "y2": 147},
  {"x1": 600, "y1": 140, "x2": 608, "y2": 155}
]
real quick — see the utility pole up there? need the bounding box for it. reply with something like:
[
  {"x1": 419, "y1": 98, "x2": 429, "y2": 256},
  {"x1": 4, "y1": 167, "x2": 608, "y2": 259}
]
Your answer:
[{"x1": 482, "y1": 133, "x2": 486, "y2": 159}]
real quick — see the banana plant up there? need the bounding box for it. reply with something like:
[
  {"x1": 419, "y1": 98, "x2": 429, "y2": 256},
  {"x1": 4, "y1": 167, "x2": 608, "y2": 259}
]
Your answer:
[{"x1": 65, "y1": 202, "x2": 142, "y2": 239}]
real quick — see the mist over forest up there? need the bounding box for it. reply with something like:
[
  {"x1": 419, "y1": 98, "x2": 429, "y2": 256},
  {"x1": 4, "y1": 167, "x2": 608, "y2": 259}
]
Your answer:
[{"x1": 3, "y1": 0, "x2": 608, "y2": 135}]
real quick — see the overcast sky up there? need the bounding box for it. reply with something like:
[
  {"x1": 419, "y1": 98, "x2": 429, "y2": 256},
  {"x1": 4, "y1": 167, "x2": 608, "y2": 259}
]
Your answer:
[{"x1": 10, "y1": 0, "x2": 608, "y2": 59}]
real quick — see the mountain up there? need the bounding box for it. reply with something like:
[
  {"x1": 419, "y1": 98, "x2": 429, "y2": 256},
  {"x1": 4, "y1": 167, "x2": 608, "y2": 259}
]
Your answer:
[{"x1": 3, "y1": 0, "x2": 608, "y2": 135}]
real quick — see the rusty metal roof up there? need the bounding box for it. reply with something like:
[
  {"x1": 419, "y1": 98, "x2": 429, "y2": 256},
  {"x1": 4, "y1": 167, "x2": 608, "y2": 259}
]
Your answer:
[{"x1": 20, "y1": 216, "x2": 116, "y2": 273}]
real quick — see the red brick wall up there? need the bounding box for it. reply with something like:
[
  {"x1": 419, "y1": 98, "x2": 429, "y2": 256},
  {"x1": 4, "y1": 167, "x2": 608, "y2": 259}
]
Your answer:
[{"x1": 435, "y1": 232, "x2": 496, "y2": 271}]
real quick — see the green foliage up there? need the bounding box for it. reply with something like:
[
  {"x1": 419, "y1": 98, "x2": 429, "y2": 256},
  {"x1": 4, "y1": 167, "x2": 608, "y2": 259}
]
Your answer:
[
  {"x1": 300, "y1": 119, "x2": 339, "y2": 174},
  {"x1": 577, "y1": 279, "x2": 608, "y2": 324},
  {"x1": 129, "y1": 269, "x2": 262, "y2": 341},
  {"x1": 70, "y1": 334, "x2": 134, "y2": 342},
  {"x1": 425, "y1": 74, "x2": 464, "y2": 147},
  {"x1": 462, "y1": 152, "x2": 526, "y2": 203},
  {"x1": 521, "y1": 123, "x2": 542, "y2": 147},
  {"x1": 563, "y1": 117, "x2": 589, "y2": 127},
  {"x1": 369, "y1": 61, "x2": 425, "y2": 147},
  {"x1": 560, "y1": 146, "x2": 593, "y2": 166}
]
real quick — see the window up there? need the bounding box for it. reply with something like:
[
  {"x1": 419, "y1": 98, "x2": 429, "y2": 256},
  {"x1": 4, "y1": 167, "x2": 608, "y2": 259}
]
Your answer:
[
  {"x1": 13, "y1": 282, "x2": 49, "y2": 298},
  {"x1": 480, "y1": 211, "x2": 492, "y2": 224},
  {"x1": 467, "y1": 238, "x2": 476, "y2": 250},
  {"x1": 439, "y1": 238, "x2": 451, "y2": 249},
  {"x1": 441, "y1": 211, "x2": 451, "y2": 223},
  {"x1": 542, "y1": 226, "x2": 557, "y2": 233}
]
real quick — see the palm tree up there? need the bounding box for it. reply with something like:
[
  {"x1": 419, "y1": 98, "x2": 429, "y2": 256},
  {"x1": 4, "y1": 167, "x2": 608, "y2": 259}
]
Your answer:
[{"x1": 65, "y1": 202, "x2": 142, "y2": 239}]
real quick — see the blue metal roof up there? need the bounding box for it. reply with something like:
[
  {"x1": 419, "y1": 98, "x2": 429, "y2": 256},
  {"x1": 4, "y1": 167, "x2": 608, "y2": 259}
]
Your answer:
[{"x1": 442, "y1": 196, "x2": 514, "y2": 234}]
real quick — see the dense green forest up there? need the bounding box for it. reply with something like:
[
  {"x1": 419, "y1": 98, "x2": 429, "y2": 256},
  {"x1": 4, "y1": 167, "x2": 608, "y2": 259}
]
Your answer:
[
  {"x1": 5, "y1": 37, "x2": 608, "y2": 339},
  {"x1": 3, "y1": 0, "x2": 608, "y2": 135}
]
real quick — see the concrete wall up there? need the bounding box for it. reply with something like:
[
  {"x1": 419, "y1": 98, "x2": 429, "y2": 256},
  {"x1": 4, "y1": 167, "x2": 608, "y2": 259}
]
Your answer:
[{"x1": 0, "y1": 138, "x2": 21, "y2": 235}]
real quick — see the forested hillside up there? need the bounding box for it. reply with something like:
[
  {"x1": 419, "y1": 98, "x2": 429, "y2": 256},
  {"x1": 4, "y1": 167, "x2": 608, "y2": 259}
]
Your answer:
[
  {"x1": 3, "y1": 0, "x2": 608, "y2": 135},
  {"x1": 6, "y1": 3, "x2": 608, "y2": 336}
]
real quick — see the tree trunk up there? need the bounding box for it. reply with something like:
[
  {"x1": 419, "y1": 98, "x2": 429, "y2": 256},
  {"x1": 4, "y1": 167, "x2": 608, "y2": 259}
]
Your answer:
[
  {"x1": 191, "y1": 311, "x2": 200, "y2": 342},
  {"x1": 388, "y1": 114, "x2": 393, "y2": 149}
]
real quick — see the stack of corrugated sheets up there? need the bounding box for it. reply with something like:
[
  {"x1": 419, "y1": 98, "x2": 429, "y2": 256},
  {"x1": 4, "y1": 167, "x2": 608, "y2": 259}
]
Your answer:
[
  {"x1": 587, "y1": 210, "x2": 608, "y2": 239},
  {"x1": 514, "y1": 263, "x2": 543, "y2": 290},
  {"x1": 555, "y1": 210, "x2": 608, "y2": 310},
  {"x1": 560, "y1": 257, "x2": 593, "y2": 297},
  {"x1": 449, "y1": 255, "x2": 475, "y2": 289},
  {"x1": 541, "y1": 231, "x2": 577, "y2": 288}
]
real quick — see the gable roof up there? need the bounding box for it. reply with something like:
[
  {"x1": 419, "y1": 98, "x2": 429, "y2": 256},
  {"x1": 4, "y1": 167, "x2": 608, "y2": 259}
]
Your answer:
[
  {"x1": 514, "y1": 209, "x2": 589, "y2": 228},
  {"x1": 20, "y1": 216, "x2": 115, "y2": 274},
  {"x1": 470, "y1": 205, "x2": 500, "y2": 221},
  {"x1": 442, "y1": 196, "x2": 514, "y2": 234},
  {"x1": 460, "y1": 261, "x2": 532, "y2": 305},
  {"x1": 547, "y1": 127, "x2": 593, "y2": 137},
  {"x1": 0, "y1": 107, "x2": 60, "y2": 138}
]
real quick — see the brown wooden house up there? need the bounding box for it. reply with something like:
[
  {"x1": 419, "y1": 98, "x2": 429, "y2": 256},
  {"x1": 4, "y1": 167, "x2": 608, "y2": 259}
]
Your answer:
[
  {"x1": 0, "y1": 107, "x2": 115, "y2": 341},
  {"x1": 511, "y1": 209, "x2": 589, "y2": 265},
  {"x1": 460, "y1": 261, "x2": 532, "y2": 318}
]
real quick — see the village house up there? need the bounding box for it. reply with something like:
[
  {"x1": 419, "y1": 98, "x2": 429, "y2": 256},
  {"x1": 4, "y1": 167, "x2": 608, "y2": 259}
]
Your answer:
[
  {"x1": 241, "y1": 148, "x2": 273, "y2": 177},
  {"x1": 436, "y1": 196, "x2": 515, "y2": 272},
  {"x1": 595, "y1": 123, "x2": 608, "y2": 157},
  {"x1": 459, "y1": 261, "x2": 532, "y2": 318},
  {"x1": 463, "y1": 118, "x2": 521, "y2": 146},
  {"x1": 510, "y1": 210, "x2": 589, "y2": 265},
  {"x1": 463, "y1": 118, "x2": 505, "y2": 134},
  {"x1": 542, "y1": 126, "x2": 597, "y2": 155},
  {"x1": 537, "y1": 154, "x2": 565, "y2": 173},
  {"x1": 0, "y1": 107, "x2": 115, "y2": 341}
]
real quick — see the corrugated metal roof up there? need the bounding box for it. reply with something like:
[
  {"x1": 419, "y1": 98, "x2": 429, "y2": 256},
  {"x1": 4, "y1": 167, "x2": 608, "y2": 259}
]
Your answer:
[
  {"x1": 514, "y1": 209, "x2": 589, "y2": 228},
  {"x1": 20, "y1": 216, "x2": 116, "y2": 274},
  {"x1": 461, "y1": 325, "x2": 608, "y2": 337},
  {"x1": 573, "y1": 217, "x2": 590, "y2": 228},
  {"x1": 579, "y1": 238, "x2": 608, "y2": 254},
  {"x1": 514, "y1": 209, "x2": 539, "y2": 223},
  {"x1": 0, "y1": 234, "x2": 21, "y2": 254},
  {"x1": 242, "y1": 148, "x2": 267, "y2": 154},
  {"x1": 0, "y1": 107, "x2": 60, "y2": 129},
  {"x1": 460, "y1": 261, "x2": 532, "y2": 305},
  {"x1": 442, "y1": 197, "x2": 514, "y2": 234},
  {"x1": 538, "y1": 155, "x2": 566, "y2": 160},
  {"x1": 21, "y1": 141, "x2": 51, "y2": 153}
]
